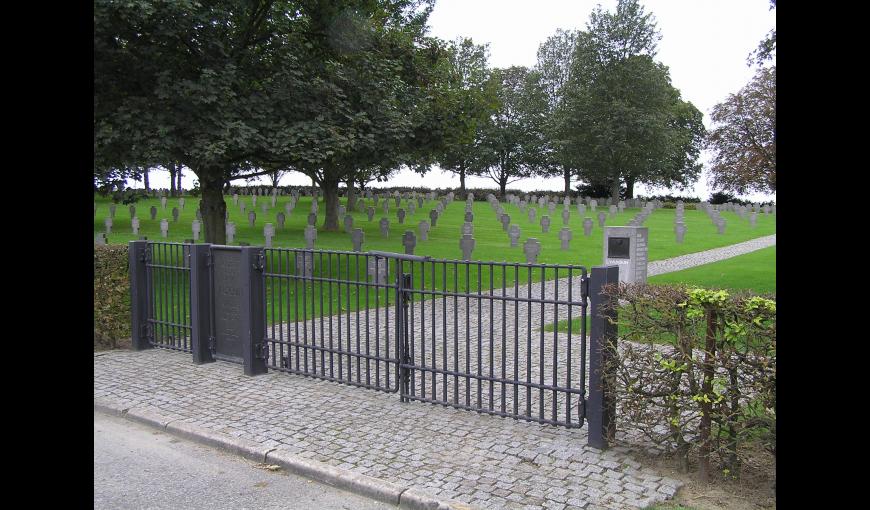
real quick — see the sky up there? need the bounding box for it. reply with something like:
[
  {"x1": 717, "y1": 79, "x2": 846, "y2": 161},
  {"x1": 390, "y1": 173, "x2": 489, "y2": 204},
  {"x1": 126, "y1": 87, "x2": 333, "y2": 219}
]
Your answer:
[{"x1": 130, "y1": 0, "x2": 776, "y2": 202}]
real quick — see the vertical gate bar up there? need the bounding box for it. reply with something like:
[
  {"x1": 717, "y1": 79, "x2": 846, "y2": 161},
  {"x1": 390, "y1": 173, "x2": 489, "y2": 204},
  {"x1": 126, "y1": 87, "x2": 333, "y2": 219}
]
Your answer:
[
  {"x1": 240, "y1": 246, "x2": 267, "y2": 376},
  {"x1": 189, "y1": 243, "x2": 214, "y2": 364},
  {"x1": 281, "y1": 251, "x2": 288, "y2": 369},
  {"x1": 442, "y1": 261, "x2": 447, "y2": 404},
  {"x1": 396, "y1": 261, "x2": 404, "y2": 400},
  {"x1": 566, "y1": 267, "x2": 573, "y2": 425},
  {"x1": 385, "y1": 258, "x2": 391, "y2": 389},
  {"x1": 420, "y1": 259, "x2": 426, "y2": 400},
  {"x1": 488, "y1": 264, "x2": 493, "y2": 411},
  {"x1": 539, "y1": 266, "x2": 545, "y2": 421},
  {"x1": 319, "y1": 252, "x2": 325, "y2": 377},
  {"x1": 526, "y1": 265, "x2": 532, "y2": 418},
  {"x1": 353, "y1": 253, "x2": 360, "y2": 386},
  {"x1": 147, "y1": 243, "x2": 154, "y2": 346},
  {"x1": 336, "y1": 253, "x2": 342, "y2": 381},
  {"x1": 409, "y1": 265, "x2": 416, "y2": 398},
  {"x1": 169, "y1": 244, "x2": 175, "y2": 348},
  {"x1": 501, "y1": 264, "x2": 507, "y2": 414},
  {"x1": 185, "y1": 244, "x2": 191, "y2": 350},
  {"x1": 513, "y1": 264, "x2": 519, "y2": 417},
  {"x1": 311, "y1": 251, "x2": 317, "y2": 376},
  {"x1": 466, "y1": 262, "x2": 471, "y2": 408},
  {"x1": 129, "y1": 241, "x2": 151, "y2": 350},
  {"x1": 476, "y1": 262, "x2": 482, "y2": 410},
  {"x1": 366, "y1": 254, "x2": 372, "y2": 387},
  {"x1": 553, "y1": 267, "x2": 559, "y2": 424},
  {"x1": 301, "y1": 251, "x2": 308, "y2": 374},
  {"x1": 453, "y1": 261, "x2": 459, "y2": 405},
  {"x1": 587, "y1": 265, "x2": 619, "y2": 449},
  {"x1": 329, "y1": 252, "x2": 334, "y2": 379},
  {"x1": 580, "y1": 269, "x2": 589, "y2": 408},
  {"x1": 431, "y1": 261, "x2": 437, "y2": 401},
  {"x1": 374, "y1": 256, "x2": 380, "y2": 387},
  {"x1": 159, "y1": 244, "x2": 167, "y2": 346},
  {"x1": 294, "y1": 251, "x2": 300, "y2": 371}
]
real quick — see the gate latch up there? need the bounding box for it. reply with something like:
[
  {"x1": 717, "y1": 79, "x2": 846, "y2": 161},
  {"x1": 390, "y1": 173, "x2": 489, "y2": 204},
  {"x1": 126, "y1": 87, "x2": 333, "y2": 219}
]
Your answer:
[{"x1": 255, "y1": 342, "x2": 269, "y2": 360}]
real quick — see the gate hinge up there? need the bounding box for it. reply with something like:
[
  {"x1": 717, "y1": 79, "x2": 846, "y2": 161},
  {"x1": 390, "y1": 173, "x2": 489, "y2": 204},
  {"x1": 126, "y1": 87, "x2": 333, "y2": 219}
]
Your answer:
[
  {"x1": 255, "y1": 342, "x2": 269, "y2": 359},
  {"x1": 205, "y1": 251, "x2": 213, "y2": 268},
  {"x1": 140, "y1": 322, "x2": 152, "y2": 340},
  {"x1": 208, "y1": 336, "x2": 216, "y2": 354},
  {"x1": 253, "y1": 251, "x2": 266, "y2": 272},
  {"x1": 139, "y1": 246, "x2": 151, "y2": 264},
  {"x1": 581, "y1": 274, "x2": 590, "y2": 301}
]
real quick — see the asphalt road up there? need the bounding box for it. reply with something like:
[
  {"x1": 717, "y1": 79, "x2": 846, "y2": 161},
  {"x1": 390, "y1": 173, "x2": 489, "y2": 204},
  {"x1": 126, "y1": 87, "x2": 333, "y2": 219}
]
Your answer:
[{"x1": 94, "y1": 411, "x2": 395, "y2": 510}]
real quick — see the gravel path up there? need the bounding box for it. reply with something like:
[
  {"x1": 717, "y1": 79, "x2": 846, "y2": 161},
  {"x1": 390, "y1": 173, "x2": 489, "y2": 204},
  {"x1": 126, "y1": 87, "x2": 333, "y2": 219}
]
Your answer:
[{"x1": 647, "y1": 234, "x2": 776, "y2": 277}]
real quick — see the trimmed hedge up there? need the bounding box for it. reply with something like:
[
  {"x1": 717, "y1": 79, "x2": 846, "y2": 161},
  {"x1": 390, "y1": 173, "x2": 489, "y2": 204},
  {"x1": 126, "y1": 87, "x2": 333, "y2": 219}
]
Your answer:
[{"x1": 94, "y1": 245, "x2": 131, "y2": 350}]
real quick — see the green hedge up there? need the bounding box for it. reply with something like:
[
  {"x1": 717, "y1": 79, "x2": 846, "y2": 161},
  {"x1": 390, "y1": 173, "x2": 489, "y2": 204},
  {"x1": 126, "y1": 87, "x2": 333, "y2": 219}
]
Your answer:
[{"x1": 94, "y1": 245, "x2": 131, "y2": 350}]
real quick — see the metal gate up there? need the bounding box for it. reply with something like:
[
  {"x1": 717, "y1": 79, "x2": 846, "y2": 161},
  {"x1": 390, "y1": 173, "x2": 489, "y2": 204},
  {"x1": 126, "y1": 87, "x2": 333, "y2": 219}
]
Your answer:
[{"x1": 130, "y1": 241, "x2": 617, "y2": 440}]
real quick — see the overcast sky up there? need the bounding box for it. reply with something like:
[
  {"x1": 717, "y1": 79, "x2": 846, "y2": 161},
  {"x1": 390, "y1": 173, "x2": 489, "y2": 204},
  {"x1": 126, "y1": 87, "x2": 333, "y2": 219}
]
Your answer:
[{"x1": 132, "y1": 0, "x2": 776, "y2": 202}]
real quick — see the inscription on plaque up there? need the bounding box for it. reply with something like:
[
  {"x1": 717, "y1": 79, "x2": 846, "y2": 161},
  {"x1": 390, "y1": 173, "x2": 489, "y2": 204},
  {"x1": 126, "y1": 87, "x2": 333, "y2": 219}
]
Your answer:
[
  {"x1": 212, "y1": 249, "x2": 244, "y2": 361},
  {"x1": 608, "y1": 237, "x2": 631, "y2": 259}
]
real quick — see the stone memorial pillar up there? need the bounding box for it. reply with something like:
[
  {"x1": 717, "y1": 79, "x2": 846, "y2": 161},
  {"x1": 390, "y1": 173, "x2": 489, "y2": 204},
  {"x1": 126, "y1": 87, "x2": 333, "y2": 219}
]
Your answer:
[{"x1": 602, "y1": 226, "x2": 648, "y2": 284}]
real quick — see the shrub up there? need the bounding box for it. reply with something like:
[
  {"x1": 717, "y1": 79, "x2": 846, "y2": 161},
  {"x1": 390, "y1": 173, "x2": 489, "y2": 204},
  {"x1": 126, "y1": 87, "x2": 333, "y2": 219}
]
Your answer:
[
  {"x1": 602, "y1": 284, "x2": 775, "y2": 481},
  {"x1": 94, "y1": 245, "x2": 131, "y2": 350}
]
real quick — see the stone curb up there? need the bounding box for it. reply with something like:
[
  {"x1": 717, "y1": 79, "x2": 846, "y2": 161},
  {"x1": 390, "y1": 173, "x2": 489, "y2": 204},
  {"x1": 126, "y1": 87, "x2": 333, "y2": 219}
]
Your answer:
[{"x1": 94, "y1": 399, "x2": 476, "y2": 510}]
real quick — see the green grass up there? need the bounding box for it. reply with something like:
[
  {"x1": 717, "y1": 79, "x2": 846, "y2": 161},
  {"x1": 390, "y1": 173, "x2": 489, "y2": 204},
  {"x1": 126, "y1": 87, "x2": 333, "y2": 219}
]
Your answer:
[{"x1": 648, "y1": 246, "x2": 776, "y2": 294}]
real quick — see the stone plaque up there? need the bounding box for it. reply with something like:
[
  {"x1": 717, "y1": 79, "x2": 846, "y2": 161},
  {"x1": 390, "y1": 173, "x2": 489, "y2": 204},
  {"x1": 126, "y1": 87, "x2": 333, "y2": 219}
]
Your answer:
[
  {"x1": 212, "y1": 249, "x2": 244, "y2": 361},
  {"x1": 607, "y1": 237, "x2": 631, "y2": 259}
]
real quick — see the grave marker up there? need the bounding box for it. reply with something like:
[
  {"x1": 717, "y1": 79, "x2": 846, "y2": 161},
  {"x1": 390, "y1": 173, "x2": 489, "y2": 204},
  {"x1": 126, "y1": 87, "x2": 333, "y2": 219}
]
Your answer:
[
  {"x1": 429, "y1": 209, "x2": 438, "y2": 227},
  {"x1": 344, "y1": 214, "x2": 354, "y2": 233},
  {"x1": 160, "y1": 219, "x2": 169, "y2": 238},
  {"x1": 131, "y1": 217, "x2": 140, "y2": 235},
  {"x1": 540, "y1": 215, "x2": 551, "y2": 233},
  {"x1": 459, "y1": 234, "x2": 475, "y2": 261},
  {"x1": 583, "y1": 217, "x2": 593, "y2": 236},
  {"x1": 418, "y1": 220, "x2": 430, "y2": 241},
  {"x1": 192, "y1": 220, "x2": 201, "y2": 241},
  {"x1": 380, "y1": 217, "x2": 390, "y2": 237},
  {"x1": 558, "y1": 227, "x2": 572, "y2": 250},
  {"x1": 508, "y1": 225, "x2": 520, "y2": 247},
  {"x1": 402, "y1": 231, "x2": 417, "y2": 255},
  {"x1": 603, "y1": 226, "x2": 648, "y2": 283},
  {"x1": 226, "y1": 222, "x2": 236, "y2": 244},
  {"x1": 351, "y1": 228, "x2": 365, "y2": 252},
  {"x1": 248, "y1": 211, "x2": 257, "y2": 227},
  {"x1": 597, "y1": 211, "x2": 607, "y2": 227},
  {"x1": 150, "y1": 206, "x2": 157, "y2": 220},
  {"x1": 523, "y1": 238, "x2": 541, "y2": 264}
]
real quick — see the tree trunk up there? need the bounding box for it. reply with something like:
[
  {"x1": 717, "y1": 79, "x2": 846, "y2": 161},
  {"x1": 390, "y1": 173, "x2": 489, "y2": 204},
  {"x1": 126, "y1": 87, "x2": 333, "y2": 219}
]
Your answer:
[
  {"x1": 197, "y1": 169, "x2": 228, "y2": 244},
  {"x1": 169, "y1": 164, "x2": 178, "y2": 197},
  {"x1": 564, "y1": 167, "x2": 571, "y2": 195},
  {"x1": 177, "y1": 167, "x2": 183, "y2": 195},
  {"x1": 698, "y1": 308, "x2": 717, "y2": 483},
  {"x1": 499, "y1": 176, "x2": 507, "y2": 198},
  {"x1": 611, "y1": 177, "x2": 621, "y2": 203},
  {"x1": 625, "y1": 176, "x2": 636, "y2": 199},
  {"x1": 321, "y1": 174, "x2": 340, "y2": 231},
  {"x1": 143, "y1": 168, "x2": 150, "y2": 191},
  {"x1": 345, "y1": 176, "x2": 356, "y2": 212},
  {"x1": 459, "y1": 164, "x2": 466, "y2": 193}
]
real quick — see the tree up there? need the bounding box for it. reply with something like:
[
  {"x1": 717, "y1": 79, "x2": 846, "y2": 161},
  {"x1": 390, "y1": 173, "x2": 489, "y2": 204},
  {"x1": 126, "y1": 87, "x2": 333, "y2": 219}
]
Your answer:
[
  {"x1": 535, "y1": 29, "x2": 579, "y2": 193},
  {"x1": 558, "y1": 0, "x2": 705, "y2": 202},
  {"x1": 432, "y1": 38, "x2": 498, "y2": 193},
  {"x1": 476, "y1": 66, "x2": 549, "y2": 196},
  {"x1": 706, "y1": 66, "x2": 775, "y2": 195},
  {"x1": 95, "y1": 0, "x2": 449, "y2": 240}
]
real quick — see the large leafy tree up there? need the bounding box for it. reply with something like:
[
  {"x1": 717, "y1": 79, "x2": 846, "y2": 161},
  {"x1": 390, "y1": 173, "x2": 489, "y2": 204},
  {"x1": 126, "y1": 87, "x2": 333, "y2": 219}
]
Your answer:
[
  {"x1": 432, "y1": 38, "x2": 498, "y2": 193},
  {"x1": 535, "y1": 29, "x2": 580, "y2": 194},
  {"x1": 476, "y1": 66, "x2": 549, "y2": 197},
  {"x1": 707, "y1": 64, "x2": 775, "y2": 195},
  {"x1": 95, "y1": 0, "x2": 449, "y2": 240},
  {"x1": 559, "y1": 0, "x2": 705, "y2": 201}
]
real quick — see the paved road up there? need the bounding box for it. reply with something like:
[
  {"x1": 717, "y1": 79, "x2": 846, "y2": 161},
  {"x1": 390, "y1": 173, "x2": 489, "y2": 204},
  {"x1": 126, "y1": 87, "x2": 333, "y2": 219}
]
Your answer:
[{"x1": 94, "y1": 410, "x2": 394, "y2": 510}]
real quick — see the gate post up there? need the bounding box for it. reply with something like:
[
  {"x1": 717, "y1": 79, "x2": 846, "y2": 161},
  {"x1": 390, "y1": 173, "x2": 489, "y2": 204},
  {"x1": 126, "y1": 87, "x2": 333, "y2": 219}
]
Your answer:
[
  {"x1": 189, "y1": 243, "x2": 215, "y2": 365},
  {"x1": 240, "y1": 246, "x2": 268, "y2": 376},
  {"x1": 129, "y1": 240, "x2": 152, "y2": 351},
  {"x1": 587, "y1": 265, "x2": 619, "y2": 449},
  {"x1": 397, "y1": 271, "x2": 412, "y2": 401}
]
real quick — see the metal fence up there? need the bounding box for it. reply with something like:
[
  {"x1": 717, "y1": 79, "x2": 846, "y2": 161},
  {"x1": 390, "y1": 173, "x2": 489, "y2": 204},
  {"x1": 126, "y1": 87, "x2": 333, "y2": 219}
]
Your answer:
[{"x1": 130, "y1": 241, "x2": 620, "y2": 447}]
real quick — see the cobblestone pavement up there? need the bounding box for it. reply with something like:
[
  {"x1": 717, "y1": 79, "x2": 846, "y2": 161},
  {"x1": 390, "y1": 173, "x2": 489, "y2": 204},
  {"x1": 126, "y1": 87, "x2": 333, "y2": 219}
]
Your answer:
[
  {"x1": 95, "y1": 348, "x2": 682, "y2": 510},
  {"x1": 647, "y1": 234, "x2": 776, "y2": 277}
]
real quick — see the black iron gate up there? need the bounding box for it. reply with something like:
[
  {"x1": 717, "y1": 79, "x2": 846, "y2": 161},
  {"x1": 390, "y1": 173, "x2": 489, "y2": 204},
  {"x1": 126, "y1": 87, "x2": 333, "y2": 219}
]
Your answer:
[{"x1": 130, "y1": 241, "x2": 619, "y2": 444}]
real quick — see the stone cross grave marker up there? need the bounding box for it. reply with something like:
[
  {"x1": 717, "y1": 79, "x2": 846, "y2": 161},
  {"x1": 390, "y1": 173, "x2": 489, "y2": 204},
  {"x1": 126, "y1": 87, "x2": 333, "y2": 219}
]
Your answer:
[
  {"x1": 261, "y1": 202, "x2": 268, "y2": 214},
  {"x1": 577, "y1": 203, "x2": 586, "y2": 216},
  {"x1": 464, "y1": 211, "x2": 473, "y2": 223},
  {"x1": 368, "y1": 257, "x2": 388, "y2": 285},
  {"x1": 95, "y1": 233, "x2": 107, "y2": 245},
  {"x1": 351, "y1": 228, "x2": 364, "y2": 252},
  {"x1": 528, "y1": 208, "x2": 536, "y2": 223},
  {"x1": 379, "y1": 217, "x2": 390, "y2": 237},
  {"x1": 750, "y1": 212, "x2": 758, "y2": 227},
  {"x1": 561, "y1": 208, "x2": 570, "y2": 225},
  {"x1": 382, "y1": 201, "x2": 389, "y2": 215},
  {"x1": 394, "y1": 196, "x2": 401, "y2": 208},
  {"x1": 583, "y1": 217, "x2": 593, "y2": 236},
  {"x1": 418, "y1": 220, "x2": 430, "y2": 241},
  {"x1": 307, "y1": 212, "x2": 317, "y2": 226},
  {"x1": 179, "y1": 198, "x2": 185, "y2": 209},
  {"x1": 129, "y1": 205, "x2": 136, "y2": 218},
  {"x1": 519, "y1": 200, "x2": 527, "y2": 213},
  {"x1": 264, "y1": 223, "x2": 275, "y2": 247},
  {"x1": 192, "y1": 220, "x2": 201, "y2": 241},
  {"x1": 417, "y1": 197, "x2": 424, "y2": 209},
  {"x1": 172, "y1": 207, "x2": 180, "y2": 222},
  {"x1": 597, "y1": 211, "x2": 606, "y2": 227},
  {"x1": 104, "y1": 217, "x2": 113, "y2": 234},
  {"x1": 429, "y1": 209, "x2": 438, "y2": 227},
  {"x1": 523, "y1": 238, "x2": 541, "y2": 264},
  {"x1": 559, "y1": 227, "x2": 572, "y2": 250},
  {"x1": 459, "y1": 234, "x2": 475, "y2": 261},
  {"x1": 150, "y1": 206, "x2": 157, "y2": 220},
  {"x1": 252, "y1": 195, "x2": 258, "y2": 207},
  {"x1": 310, "y1": 200, "x2": 318, "y2": 214},
  {"x1": 160, "y1": 219, "x2": 169, "y2": 238},
  {"x1": 675, "y1": 222, "x2": 686, "y2": 243},
  {"x1": 508, "y1": 225, "x2": 521, "y2": 247},
  {"x1": 563, "y1": 197, "x2": 571, "y2": 208},
  {"x1": 609, "y1": 205, "x2": 617, "y2": 217},
  {"x1": 548, "y1": 202, "x2": 556, "y2": 216},
  {"x1": 590, "y1": 199, "x2": 597, "y2": 212},
  {"x1": 344, "y1": 214, "x2": 354, "y2": 234},
  {"x1": 109, "y1": 204, "x2": 116, "y2": 218},
  {"x1": 373, "y1": 195, "x2": 379, "y2": 207},
  {"x1": 248, "y1": 211, "x2": 257, "y2": 227},
  {"x1": 240, "y1": 202, "x2": 246, "y2": 215},
  {"x1": 304, "y1": 225, "x2": 317, "y2": 249},
  {"x1": 338, "y1": 205, "x2": 346, "y2": 218},
  {"x1": 716, "y1": 219, "x2": 727, "y2": 234},
  {"x1": 131, "y1": 217, "x2": 140, "y2": 235},
  {"x1": 161, "y1": 197, "x2": 167, "y2": 209},
  {"x1": 402, "y1": 231, "x2": 417, "y2": 255},
  {"x1": 540, "y1": 215, "x2": 551, "y2": 233},
  {"x1": 276, "y1": 212, "x2": 285, "y2": 229},
  {"x1": 226, "y1": 222, "x2": 236, "y2": 244},
  {"x1": 233, "y1": 193, "x2": 239, "y2": 206},
  {"x1": 397, "y1": 208, "x2": 406, "y2": 224},
  {"x1": 500, "y1": 213, "x2": 511, "y2": 231},
  {"x1": 462, "y1": 222, "x2": 474, "y2": 236},
  {"x1": 408, "y1": 202, "x2": 416, "y2": 215},
  {"x1": 366, "y1": 207, "x2": 375, "y2": 221}
]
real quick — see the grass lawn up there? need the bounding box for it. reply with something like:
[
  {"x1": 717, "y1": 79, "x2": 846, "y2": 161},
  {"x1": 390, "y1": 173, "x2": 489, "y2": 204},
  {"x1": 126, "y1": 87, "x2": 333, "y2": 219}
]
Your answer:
[
  {"x1": 647, "y1": 246, "x2": 776, "y2": 294},
  {"x1": 95, "y1": 193, "x2": 776, "y2": 267}
]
